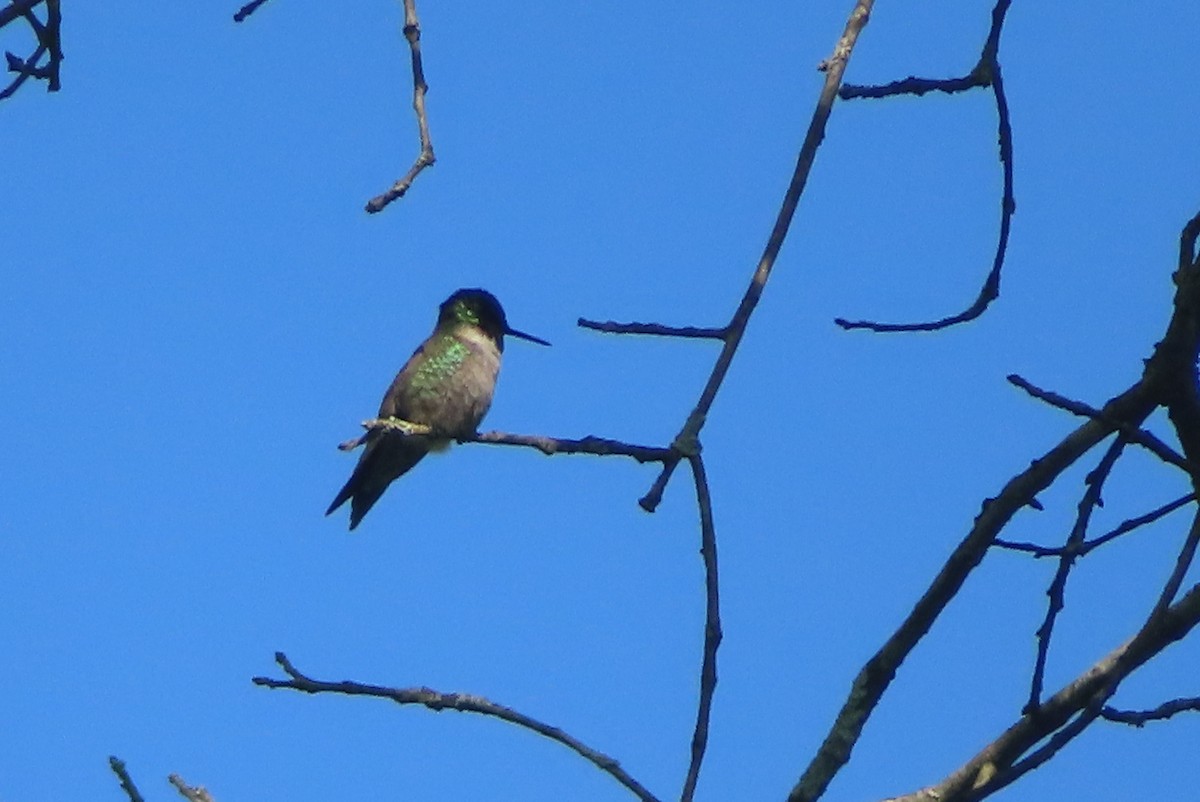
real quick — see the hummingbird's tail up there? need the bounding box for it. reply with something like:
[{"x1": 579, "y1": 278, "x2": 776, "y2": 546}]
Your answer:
[{"x1": 326, "y1": 437, "x2": 429, "y2": 530}]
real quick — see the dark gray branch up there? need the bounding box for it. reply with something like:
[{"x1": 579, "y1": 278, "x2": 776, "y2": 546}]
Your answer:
[
  {"x1": 835, "y1": 0, "x2": 1014, "y2": 333},
  {"x1": 364, "y1": 0, "x2": 435, "y2": 212},
  {"x1": 253, "y1": 652, "x2": 662, "y2": 802}
]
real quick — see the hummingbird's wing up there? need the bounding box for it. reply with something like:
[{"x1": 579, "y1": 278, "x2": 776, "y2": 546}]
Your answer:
[
  {"x1": 325, "y1": 431, "x2": 429, "y2": 530},
  {"x1": 325, "y1": 343, "x2": 433, "y2": 530}
]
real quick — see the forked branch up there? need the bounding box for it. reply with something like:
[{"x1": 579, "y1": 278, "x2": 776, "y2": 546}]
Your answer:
[
  {"x1": 835, "y1": 0, "x2": 1015, "y2": 332},
  {"x1": 581, "y1": 0, "x2": 876, "y2": 512},
  {"x1": 795, "y1": 204, "x2": 1200, "y2": 802}
]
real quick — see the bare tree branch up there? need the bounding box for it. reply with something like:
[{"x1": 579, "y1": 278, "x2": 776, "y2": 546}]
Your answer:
[
  {"x1": 883, "y1": 578, "x2": 1200, "y2": 802},
  {"x1": 949, "y1": 511, "x2": 1200, "y2": 801},
  {"x1": 0, "y1": 0, "x2": 60, "y2": 100},
  {"x1": 994, "y1": 491, "x2": 1197, "y2": 558},
  {"x1": 1025, "y1": 436, "x2": 1127, "y2": 713},
  {"x1": 970, "y1": 690, "x2": 1113, "y2": 801},
  {"x1": 253, "y1": 652, "x2": 662, "y2": 802},
  {"x1": 588, "y1": 0, "x2": 876, "y2": 513},
  {"x1": 788, "y1": 382, "x2": 1155, "y2": 802},
  {"x1": 324, "y1": 428, "x2": 722, "y2": 798},
  {"x1": 795, "y1": 204, "x2": 1200, "y2": 801},
  {"x1": 867, "y1": 208, "x2": 1200, "y2": 801},
  {"x1": 169, "y1": 774, "x2": 216, "y2": 802},
  {"x1": 236, "y1": 0, "x2": 434, "y2": 210},
  {"x1": 232, "y1": 0, "x2": 272, "y2": 23},
  {"x1": 1006, "y1": 373, "x2": 1191, "y2": 471},
  {"x1": 471, "y1": 430, "x2": 675, "y2": 462},
  {"x1": 1101, "y1": 696, "x2": 1200, "y2": 727},
  {"x1": 1, "y1": 44, "x2": 46, "y2": 99},
  {"x1": 835, "y1": 0, "x2": 1014, "y2": 332},
  {"x1": 336, "y1": 417, "x2": 676, "y2": 465},
  {"x1": 0, "y1": 0, "x2": 43, "y2": 29},
  {"x1": 840, "y1": 73, "x2": 981, "y2": 99},
  {"x1": 109, "y1": 756, "x2": 147, "y2": 802},
  {"x1": 680, "y1": 454, "x2": 723, "y2": 802},
  {"x1": 364, "y1": 0, "x2": 435, "y2": 212},
  {"x1": 577, "y1": 319, "x2": 729, "y2": 340}
]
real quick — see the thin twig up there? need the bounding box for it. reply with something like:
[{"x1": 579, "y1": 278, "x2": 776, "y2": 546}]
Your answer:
[
  {"x1": 640, "y1": 458, "x2": 681, "y2": 511},
  {"x1": 254, "y1": 652, "x2": 662, "y2": 802},
  {"x1": 577, "y1": 319, "x2": 728, "y2": 340},
  {"x1": 1101, "y1": 696, "x2": 1200, "y2": 727},
  {"x1": 1007, "y1": 373, "x2": 1191, "y2": 472},
  {"x1": 365, "y1": 0, "x2": 435, "y2": 213},
  {"x1": 108, "y1": 756, "x2": 147, "y2": 802},
  {"x1": 994, "y1": 492, "x2": 1197, "y2": 557},
  {"x1": 840, "y1": 73, "x2": 982, "y2": 99},
  {"x1": 680, "y1": 454, "x2": 722, "y2": 802},
  {"x1": 232, "y1": 0, "x2": 272, "y2": 22},
  {"x1": 1025, "y1": 437, "x2": 1127, "y2": 713},
  {"x1": 629, "y1": 0, "x2": 875, "y2": 512},
  {"x1": 836, "y1": 0, "x2": 1014, "y2": 333},
  {"x1": 169, "y1": 774, "x2": 217, "y2": 802},
  {"x1": 473, "y1": 430, "x2": 674, "y2": 462},
  {"x1": 1147, "y1": 446, "x2": 1200, "y2": 620},
  {"x1": 1, "y1": 44, "x2": 46, "y2": 99}
]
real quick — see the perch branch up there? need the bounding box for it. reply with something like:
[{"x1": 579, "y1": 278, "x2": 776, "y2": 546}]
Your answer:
[{"x1": 337, "y1": 417, "x2": 675, "y2": 464}]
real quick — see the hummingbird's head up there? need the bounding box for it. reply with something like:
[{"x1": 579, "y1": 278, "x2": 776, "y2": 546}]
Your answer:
[{"x1": 439, "y1": 288, "x2": 551, "y2": 347}]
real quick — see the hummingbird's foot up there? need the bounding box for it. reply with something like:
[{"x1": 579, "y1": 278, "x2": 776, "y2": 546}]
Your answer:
[
  {"x1": 338, "y1": 417, "x2": 437, "y2": 452},
  {"x1": 374, "y1": 416, "x2": 435, "y2": 437}
]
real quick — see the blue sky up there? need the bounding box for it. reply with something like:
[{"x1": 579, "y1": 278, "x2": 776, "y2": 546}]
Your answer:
[{"x1": 3, "y1": 2, "x2": 1199, "y2": 800}]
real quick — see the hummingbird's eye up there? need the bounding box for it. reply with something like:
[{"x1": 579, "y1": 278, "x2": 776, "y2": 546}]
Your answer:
[{"x1": 454, "y1": 301, "x2": 481, "y2": 325}]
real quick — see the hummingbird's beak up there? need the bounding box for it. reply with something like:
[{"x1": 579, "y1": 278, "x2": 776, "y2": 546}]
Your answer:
[{"x1": 506, "y1": 326, "x2": 551, "y2": 346}]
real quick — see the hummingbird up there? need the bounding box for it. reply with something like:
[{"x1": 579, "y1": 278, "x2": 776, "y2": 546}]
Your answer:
[{"x1": 326, "y1": 288, "x2": 550, "y2": 530}]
